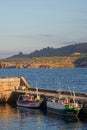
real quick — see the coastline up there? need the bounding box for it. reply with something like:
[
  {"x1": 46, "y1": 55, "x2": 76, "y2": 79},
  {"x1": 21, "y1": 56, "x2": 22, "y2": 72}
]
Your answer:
[{"x1": 0, "y1": 56, "x2": 86, "y2": 69}]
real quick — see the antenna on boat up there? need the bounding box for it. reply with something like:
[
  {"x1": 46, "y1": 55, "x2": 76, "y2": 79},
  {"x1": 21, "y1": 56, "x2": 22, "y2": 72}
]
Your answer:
[
  {"x1": 35, "y1": 81, "x2": 38, "y2": 97},
  {"x1": 36, "y1": 87, "x2": 38, "y2": 97},
  {"x1": 57, "y1": 80, "x2": 62, "y2": 98},
  {"x1": 67, "y1": 85, "x2": 73, "y2": 96},
  {"x1": 73, "y1": 86, "x2": 76, "y2": 104}
]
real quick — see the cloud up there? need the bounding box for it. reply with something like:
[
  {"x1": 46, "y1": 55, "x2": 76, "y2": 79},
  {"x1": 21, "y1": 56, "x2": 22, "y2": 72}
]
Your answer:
[{"x1": 40, "y1": 34, "x2": 55, "y2": 38}]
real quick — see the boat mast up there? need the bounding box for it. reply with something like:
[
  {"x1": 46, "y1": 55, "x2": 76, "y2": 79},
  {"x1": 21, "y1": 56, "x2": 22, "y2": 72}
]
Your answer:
[
  {"x1": 73, "y1": 87, "x2": 75, "y2": 104},
  {"x1": 36, "y1": 81, "x2": 38, "y2": 97},
  {"x1": 57, "y1": 80, "x2": 62, "y2": 98},
  {"x1": 68, "y1": 85, "x2": 72, "y2": 97}
]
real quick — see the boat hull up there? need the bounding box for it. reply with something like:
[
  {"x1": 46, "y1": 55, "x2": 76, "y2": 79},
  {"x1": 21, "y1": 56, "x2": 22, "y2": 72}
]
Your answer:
[
  {"x1": 17, "y1": 100, "x2": 43, "y2": 108},
  {"x1": 47, "y1": 101, "x2": 80, "y2": 117},
  {"x1": 47, "y1": 106, "x2": 79, "y2": 117}
]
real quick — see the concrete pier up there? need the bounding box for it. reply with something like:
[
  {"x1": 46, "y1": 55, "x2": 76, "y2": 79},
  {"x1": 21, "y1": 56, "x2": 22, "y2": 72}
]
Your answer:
[
  {"x1": 0, "y1": 76, "x2": 31, "y2": 102},
  {"x1": 0, "y1": 76, "x2": 87, "y2": 119},
  {"x1": 0, "y1": 76, "x2": 87, "y2": 104},
  {"x1": 27, "y1": 87, "x2": 87, "y2": 103}
]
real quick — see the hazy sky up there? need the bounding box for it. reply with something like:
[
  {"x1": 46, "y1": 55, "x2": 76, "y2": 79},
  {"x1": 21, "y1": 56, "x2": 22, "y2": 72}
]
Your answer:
[{"x1": 0, "y1": 0, "x2": 87, "y2": 58}]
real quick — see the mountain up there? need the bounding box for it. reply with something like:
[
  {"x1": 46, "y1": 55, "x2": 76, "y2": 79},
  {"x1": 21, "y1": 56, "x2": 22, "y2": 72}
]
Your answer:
[{"x1": 7, "y1": 43, "x2": 87, "y2": 59}]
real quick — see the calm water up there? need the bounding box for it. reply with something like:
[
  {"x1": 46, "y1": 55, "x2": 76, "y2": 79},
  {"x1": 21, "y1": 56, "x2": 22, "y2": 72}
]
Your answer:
[
  {"x1": 0, "y1": 104, "x2": 87, "y2": 130},
  {"x1": 0, "y1": 68, "x2": 87, "y2": 92},
  {"x1": 0, "y1": 68, "x2": 87, "y2": 130}
]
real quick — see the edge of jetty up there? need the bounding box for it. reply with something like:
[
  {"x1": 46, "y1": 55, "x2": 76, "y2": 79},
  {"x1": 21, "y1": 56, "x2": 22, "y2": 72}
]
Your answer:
[{"x1": 0, "y1": 76, "x2": 86, "y2": 104}]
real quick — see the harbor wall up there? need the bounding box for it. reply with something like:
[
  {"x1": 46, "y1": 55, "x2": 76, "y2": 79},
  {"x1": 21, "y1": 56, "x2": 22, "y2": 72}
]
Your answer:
[
  {"x1": 0, "y1": 76, "x2": 30, "y2": 91},
  {"x1": 0, "y1": 76, "x2": 31, "y2": 102},
  {"x1": 0, "y1": 76, "x2": 87, "y2": 104}
]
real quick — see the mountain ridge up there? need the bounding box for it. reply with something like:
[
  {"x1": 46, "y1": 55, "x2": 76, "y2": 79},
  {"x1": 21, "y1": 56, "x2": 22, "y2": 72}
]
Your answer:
[{"x1": 7, "y1": 43, "x2": 87, "y2": 59}]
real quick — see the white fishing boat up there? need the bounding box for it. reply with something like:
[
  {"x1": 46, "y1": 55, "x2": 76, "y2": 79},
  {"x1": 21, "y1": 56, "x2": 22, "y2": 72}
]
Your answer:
[
  {"x1": 17, "y1": 88, "x2": 43, "y2": 108},
  {"x1": 47, "y1": 91, "x2": 82, "y2": 117}
]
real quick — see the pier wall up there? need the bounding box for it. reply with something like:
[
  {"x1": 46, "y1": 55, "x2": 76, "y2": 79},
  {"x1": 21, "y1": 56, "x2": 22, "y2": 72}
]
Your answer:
[
  {"x1": 0, "y1": 76, "x2": 31, "y2": 102},
  {"x1": 0, "y1": 76, "x2": 87, "y2": 104},
  {"x1": 28, "y1": 87, "x2": 87, "y2": 103},
  {"x1": 0, "y1": 76, "x2": 30, "y2": 91},
  {"x1": 0, "y1": 77, "x2": 20, "y2": 91}
]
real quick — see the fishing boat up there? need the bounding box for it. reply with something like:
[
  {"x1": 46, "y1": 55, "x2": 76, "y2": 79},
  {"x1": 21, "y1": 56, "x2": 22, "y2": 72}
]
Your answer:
[
  {"x1": 17, "y1": 88, "x2": 43, "y2": 108},
  {"x1": 47, "y1": 93, "x2": 82, "y2": 117}
]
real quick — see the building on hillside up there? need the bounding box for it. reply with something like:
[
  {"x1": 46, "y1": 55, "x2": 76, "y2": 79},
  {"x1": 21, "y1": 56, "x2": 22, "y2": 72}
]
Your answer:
[{"x1": 73, "y1": 52, "x2": 81, "y2": 56}]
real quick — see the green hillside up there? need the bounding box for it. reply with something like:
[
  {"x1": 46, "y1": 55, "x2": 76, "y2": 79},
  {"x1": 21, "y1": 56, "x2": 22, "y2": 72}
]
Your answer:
[
  {"x1": 0, "y1": 43, "x2": 87, "y2": 68},
  {"x1": 6, "y1": 43, "x2": 87, "y2": 58}
]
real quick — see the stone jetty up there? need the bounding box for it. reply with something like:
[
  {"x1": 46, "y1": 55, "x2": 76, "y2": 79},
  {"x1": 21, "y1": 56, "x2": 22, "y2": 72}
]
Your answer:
[
  {"x1": 0, "y1": 76, "x2": 87, "y2": 119},
  {"x1": 0, "y1": 76, "x2": 87, "y2": 105},
  {"x1": 0, "y1": 76, "x2": 30, "y2": 102}
]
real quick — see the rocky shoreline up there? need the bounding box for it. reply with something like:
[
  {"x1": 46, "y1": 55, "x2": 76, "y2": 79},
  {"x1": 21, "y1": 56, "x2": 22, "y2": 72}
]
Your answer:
[
  {"x1": 0, "y1": 56, "x2": 87, "y2": 69},
  {"x1": 0, "y1": 57, "x2": 87, "y2": 68}
]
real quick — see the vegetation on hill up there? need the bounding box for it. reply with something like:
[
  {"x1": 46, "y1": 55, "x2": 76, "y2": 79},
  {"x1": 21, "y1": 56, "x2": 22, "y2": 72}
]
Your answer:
[
  {"x1": 74, "y1": 56, "x2": 87, "y2": 67},
  {"x1": 0, "y1": 54, "x2": 86, "y2": 68},
  {"x1": 0, "y1": 43, "x2": 87, "y2": 68},
  {"x1": 28, "y1": 43, "x2": 87, "y2": 57},
  {"x1": 7, "y1": 43, "x2": 87, "y2": 58}
]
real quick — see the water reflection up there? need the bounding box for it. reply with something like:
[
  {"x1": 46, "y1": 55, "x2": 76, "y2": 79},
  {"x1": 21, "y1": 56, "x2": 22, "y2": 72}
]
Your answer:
[
  {"x1": 0, "y1": 104, "x2": 19, "y2": 130},
  {"x1": 0, "y1": 104, "x2": 44, "y2": 130},
  {"x1": 0, "y1": 104, "x2": 87, "y2": 130},
  {"x1": 17, "y1": 106, "x2": 45, "y2": 122},
  {"x1": 45, "y1": 114, "x2": 80, "y2": 130},
  {"x1": 17, "y1": 106, "x2": 44, "y2": 115},
  {"x1": 0, "y1": 103, "x2": 17, "y2": 118},
  {"x1": 17, "y1": 106, "x2": 47, "y2": 130}
]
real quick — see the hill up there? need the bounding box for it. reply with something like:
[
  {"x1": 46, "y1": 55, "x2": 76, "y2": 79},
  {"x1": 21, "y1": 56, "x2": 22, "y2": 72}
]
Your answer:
[
  {"x1": 0, "y1": 43, "x2": 87, "y2": 68},
  {"x1": 7, "y1": 43, "x2": 87, "y2": 58}
]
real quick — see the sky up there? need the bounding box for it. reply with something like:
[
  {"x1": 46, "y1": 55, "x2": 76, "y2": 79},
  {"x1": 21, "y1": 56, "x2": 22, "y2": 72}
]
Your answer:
[{"x1": 0, "y1": 0, "x2": 87, "y2": 58}]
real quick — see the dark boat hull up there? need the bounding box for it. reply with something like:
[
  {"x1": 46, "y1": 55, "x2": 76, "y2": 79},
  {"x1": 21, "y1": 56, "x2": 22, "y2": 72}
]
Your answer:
[{"x1": 47, "y1": 106, "x2": 79, "y2": 117}]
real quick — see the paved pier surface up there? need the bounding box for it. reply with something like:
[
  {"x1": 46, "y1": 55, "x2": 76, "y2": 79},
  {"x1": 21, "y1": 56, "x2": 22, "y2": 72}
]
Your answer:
[
  {"x1": 11, "y1": 87, "x2": 87, "y2": 104},
  {"x1": 27, "y1": 88, "x2": 87, "y2": 103}
]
